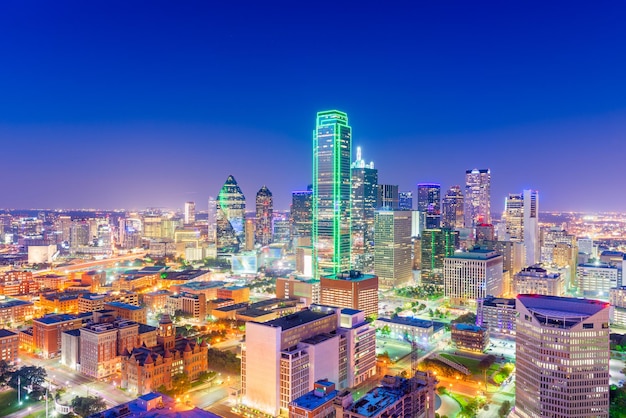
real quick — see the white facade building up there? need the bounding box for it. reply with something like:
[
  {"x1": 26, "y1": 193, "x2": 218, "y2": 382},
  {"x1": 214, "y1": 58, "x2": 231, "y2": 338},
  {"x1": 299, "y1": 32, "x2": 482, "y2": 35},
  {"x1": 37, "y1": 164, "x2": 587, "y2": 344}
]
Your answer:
[
  {"x1": 515, "y1": 295, "x2": 610, "y2": 418},
  {"x1": 444, "y1": 248, "x2": 503, "y2": 306}
]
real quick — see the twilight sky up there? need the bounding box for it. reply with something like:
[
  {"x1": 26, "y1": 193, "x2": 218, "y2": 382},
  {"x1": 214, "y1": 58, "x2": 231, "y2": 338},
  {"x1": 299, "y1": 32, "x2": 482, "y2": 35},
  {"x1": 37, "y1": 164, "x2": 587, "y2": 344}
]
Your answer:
[{"x1": 1, "y1": 1, "x2": 625, "y2": 212}]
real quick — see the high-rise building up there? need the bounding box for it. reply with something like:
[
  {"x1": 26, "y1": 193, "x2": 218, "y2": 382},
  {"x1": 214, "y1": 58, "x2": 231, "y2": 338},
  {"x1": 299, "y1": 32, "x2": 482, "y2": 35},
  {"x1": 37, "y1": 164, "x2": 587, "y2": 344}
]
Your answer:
[
  {"x1": 216, "y1": 175, "x2": 246, "y2": 253},
  {"x1": 444, "y1": 248, "x2": 503, "y2": 305},
  {"x1": 464, "y1": 169, "x2": 491, "y2": 227},
  {"x1": 417, "y1": 183, "x2": 440, "y2": 214},
  {"x1": 378, "y1": 184, "x2": 399, "y2": 210},
  {"x1": 515, "y1": 295, "x2": 610, "y2": 418},
  {"x1": 184, "y1": 201, "x2": 195, "y2": 225},
  {"x1": 504, "y1": 190, "x2": 539, "y2": 265},
  {"x1": 351, "y1": 147, "x2": 378, "y2": 272},
  {"x1": 398, "y1": 191, "x2": 413, "y2": 210},
  {"x1": 255, "y1": 186, "x2": 273, "y2": 246},
  {"x1": 514, "y1": 265, "x2": 564, "y2": 296},
  {"x1": 441, "y1": 185, "x2": 464, "y2": 229},
  {"x1": 70, "y1": 220, "x2": 90, "y2": 249},
  {"x1": 207, "y1": 197, "x2": 217, "y2": 243},
  {"x1": 420, "y1": 228, "x2": 458, "y2": 285},
  {"x1": 312, "y1": 110, "x2": 352, "y2": 278},
  {"x1": 374, "y1": 210, "x2": 413, "y2": 289},
  {"x1": 291, "y1": 188, "x2": 313, "y2": 238},
  {"x1": 319, "y1": 271, "x2": 378, "y2": 318}
]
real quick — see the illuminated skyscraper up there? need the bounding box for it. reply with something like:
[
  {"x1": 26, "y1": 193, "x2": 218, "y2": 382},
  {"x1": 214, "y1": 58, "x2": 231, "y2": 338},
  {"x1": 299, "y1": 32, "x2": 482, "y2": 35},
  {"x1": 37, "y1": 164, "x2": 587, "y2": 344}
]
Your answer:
[
  {"x1": 374, "y1": 210, "x2": 413, "y2": 289},
  {"x1": 398, "y1": 191, "x2": 413, "y2": 210},
  {"x1": 184, "y1": 201, "x2": 195, "y2": 225},
  {"x1": 441, "y1": 185, "x2": 464, "y2": 229},
  {"x1": 291, "y1": 188, "x2": 313, "y2": 238},
  {"x1": 351, "y1": 147, "x2": 378, "y2": 272},
  {"x1": 216, "y1": 175, "x2": 246, "y2": 253},
  {"x1": 378, "y1": 184, "x2": 399, "y2": 210},
  {"x1": 464, "y1": 168, "x2": 491, "y2": 227},
  {"x1": 417, "y1": 183, "x2": 441, "y2": 230},
  {"x1": 312, "y1": 110, "x2": 351, "y2": 278},
  {"x1": 420, "y1": 228, "x2": 458, "y2": 286},
  {"x1": 504, "y1": 190, "x2": 539, "y2": 265},
  {"x1": 515, "y1": 295, "x2": 609, "y2": 418},
  {"x1": 255, "y1": 186, "x2": 273, "y2": 246}
]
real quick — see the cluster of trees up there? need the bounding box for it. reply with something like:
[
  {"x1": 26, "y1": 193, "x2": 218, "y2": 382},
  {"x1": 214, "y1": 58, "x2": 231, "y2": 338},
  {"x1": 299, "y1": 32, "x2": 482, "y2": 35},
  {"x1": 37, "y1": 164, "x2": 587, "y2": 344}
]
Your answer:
[
  {"x1": 203, "y1": 257, "x2": 232, "y2": 269},
  {"x1": 499, "y1": 400, "x2": 512, "y2": 417},
  {"x1": 427, "y1": 308, "x2": 450, "y2": 319},
  {"x1": 394, "y1": 284, "x2": 443, "y2": 300},
  {"x1": 71, "y1": 396, "x2": 106, "y2": 417},
  {"x1": 0, "y1": 361, "x2": 48, "y2": 399},
  {"x1": 208, "y1": 348, "x2": 241, "y2": 374},
  {"x1": 452, "y1": 312, "x2": 477, "y2": 325}
]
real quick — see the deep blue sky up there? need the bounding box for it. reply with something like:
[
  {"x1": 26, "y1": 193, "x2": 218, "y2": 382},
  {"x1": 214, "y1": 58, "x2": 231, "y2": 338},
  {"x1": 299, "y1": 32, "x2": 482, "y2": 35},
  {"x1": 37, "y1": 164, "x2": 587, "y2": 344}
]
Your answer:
[{"x1": 1, "y1": 1, "x2": 625, "y2": 212}]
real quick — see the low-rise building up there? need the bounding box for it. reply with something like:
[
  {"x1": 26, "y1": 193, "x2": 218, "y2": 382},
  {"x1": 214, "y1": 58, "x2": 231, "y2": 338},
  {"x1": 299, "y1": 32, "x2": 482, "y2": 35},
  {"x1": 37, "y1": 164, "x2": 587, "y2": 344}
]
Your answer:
[
  {"x1": 277, "y1": 276, "x2": 320, "y2": 306},
  {"x1": 476, "y1": 296, "x2": 516, "y2": 336},
  {"x1": 142, "y1": 290, "x2": 171, "y2": 313},
  {"x1": 120, "y1": 315, "x2": 208, "y2": 396},
  {"x1": 450, "y1": 323, "x2": 489, "y2": 352},
  {"x1": 40, "y1": 292, "x2": 82, "y2": 314},
  {"x1": 373, "y1": 317, "x2": 445, "y2": 345},
  {"x1": 33, "y1": 313, "x2": 88, "y2": 358},
  {"x1": 289, "y1": 380, "x2": 339, "y2": 418},
  {"x1": 514, "y1": 265, "x2": 563, "y2": 297},
  {"x1": 165, "y1": 292, "x2": 206, "y2": 321},
  {"x1": 105, "y1": 302, "x2": 147, "y2": 324},
  {"x1": 0, "y1": 329, "x2": 19, "y2": 363},
  {"x1": 335, "y1": 373, "x2": 436, "y2": 418},
  {"x1": 0, "y1": 297, "x2": 34, "y2": 326}
]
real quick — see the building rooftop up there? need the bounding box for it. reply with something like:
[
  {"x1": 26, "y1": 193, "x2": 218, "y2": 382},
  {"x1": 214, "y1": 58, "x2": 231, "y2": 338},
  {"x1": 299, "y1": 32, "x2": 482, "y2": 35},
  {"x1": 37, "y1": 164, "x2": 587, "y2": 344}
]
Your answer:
[
  {"x1": 62, "y1": 329, "x2": 81, "y2": 337},
  {"x1": 376, "y1": 316, "x2": 435, "y2": 329},
  {"x1": 448, "y1": 248, "x2": 500, "y2": 260},
  {"x1": 0, "y1": 298, "x2": 33, "y2": 308},
  {"x1": 481, "y1": 296, "x2": 516, "y2": 308},
  {"x1": 291, "y1": 388, "x2": 339, "y2": 411},
  {"x1": 0, "y1": 329, "x2": 17, "y2": 338},
  {"x1": 213, "y1": 302, "x2": 249, "y2": 312},
  {"x1": 263, "y1": 309, "x2": 335, "y2": 331},
  {"x1": 105, "y1": 301, "x2": 143, "y2": 310},
  {"x1": 89, "y1": 392, "x2": 220, "y2": 418},
  {"x1": 138, "y1": 324, "x2": 158, "y2": 334},
  {"x1": 451, "y1": 323, "x2": 485, "y2": 332},
  {"x1": 322, "y1": 270, "x2": 377, "y2": 282},
  {"x1": 517, "y1": 294, "x2": 609, "y2": 327},
  {"x1": 35, "y1": 313, "x2": 78, "y2": 325},
  {"x1": 346, "y1": 376, "x2": 412, "y2": 417},
  {"x1": 341, "y1": 308, "x2": 361, "y2": 316}
]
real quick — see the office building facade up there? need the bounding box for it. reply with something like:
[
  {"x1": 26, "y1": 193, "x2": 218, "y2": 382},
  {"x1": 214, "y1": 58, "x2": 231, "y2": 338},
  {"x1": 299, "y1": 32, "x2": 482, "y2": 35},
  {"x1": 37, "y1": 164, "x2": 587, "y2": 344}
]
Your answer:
[
  {"x1": 255, "y1": 186, "x2": 273, "y2": 246},
  {"x1": 374, "y1": 210, "x2": 413, "y2": 289},
  {"x1": 464, "y1": 169, "x2": 491, "y2": 227},
  {"x1": 515, "y1": 295, "x2": 610, "y2": 418},
  {"x1": 216, "y1": 175, "x2": 246, "y2": 253}
]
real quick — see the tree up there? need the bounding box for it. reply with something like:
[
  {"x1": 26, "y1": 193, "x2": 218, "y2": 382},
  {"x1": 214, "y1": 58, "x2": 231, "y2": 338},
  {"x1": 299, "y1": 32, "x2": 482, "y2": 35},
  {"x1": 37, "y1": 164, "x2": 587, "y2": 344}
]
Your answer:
[
  {"x1": 498, "y1": 400, "x2": 511, "y2": 417},
  {"x1": 9, "y1": 366, "x2": 47, "y2": 392},
  {"x1": 71, "y1": 396, "x2": 106, "y2": 417},
  {"x1": 453, "y1": 312, "x2": 477, "y2": 325},
  {"x1": 0, "y1": 359, "x2": 14, "y2": 385},
  {"x1": 171, "y1": 373, "x2": 191, "y2": 396},
  {"x1": 380, "y1": 325, "x2": 391, "y2": 337}
]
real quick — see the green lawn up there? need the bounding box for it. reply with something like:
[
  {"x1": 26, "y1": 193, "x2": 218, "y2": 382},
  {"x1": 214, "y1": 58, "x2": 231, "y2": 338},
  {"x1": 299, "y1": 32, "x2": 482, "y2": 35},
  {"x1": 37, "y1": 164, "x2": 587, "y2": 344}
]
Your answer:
[{"x1": 0, "y1": 390, "x2": 40, "y2": 417}]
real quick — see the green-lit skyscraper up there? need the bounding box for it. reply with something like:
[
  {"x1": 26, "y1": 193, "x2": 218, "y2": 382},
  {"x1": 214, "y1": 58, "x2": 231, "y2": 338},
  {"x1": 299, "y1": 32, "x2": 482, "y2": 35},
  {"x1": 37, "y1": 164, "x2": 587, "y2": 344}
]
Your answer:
[
  {"x1": 313, "y1": 110, "x2": 352, "y2": 278},
  {"x1": 420, "y1": 228, "x2": 458, "y2": 286}
]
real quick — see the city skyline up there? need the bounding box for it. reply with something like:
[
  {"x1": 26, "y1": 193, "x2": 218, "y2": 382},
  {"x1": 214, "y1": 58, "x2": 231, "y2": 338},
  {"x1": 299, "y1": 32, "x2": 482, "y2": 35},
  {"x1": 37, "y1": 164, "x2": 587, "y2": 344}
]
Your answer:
[{"x1": 0, "y1": 2, "x2": 625, "y2": 212}]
